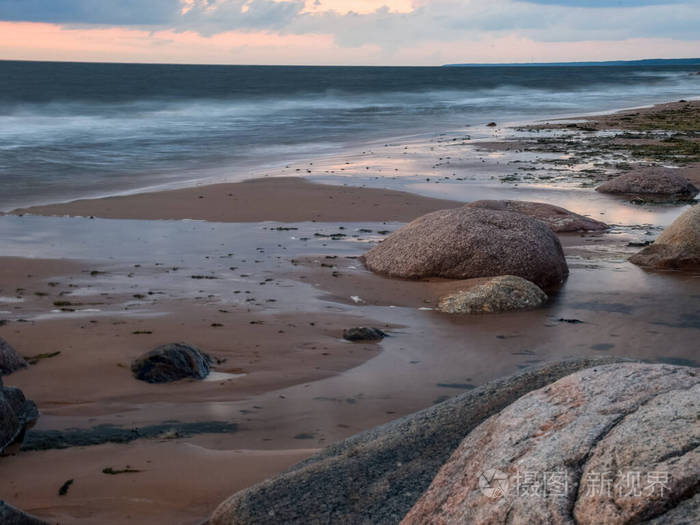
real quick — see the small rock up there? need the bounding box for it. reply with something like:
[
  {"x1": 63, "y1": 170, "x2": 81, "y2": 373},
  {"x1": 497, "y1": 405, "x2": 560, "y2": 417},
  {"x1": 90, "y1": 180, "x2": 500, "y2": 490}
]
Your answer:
[
  {"x1": 131, "y1": 343, "x2": 211, "y2": 383},
  {"x1": 629, "y1": 205, "x2": 700, "y2": 269},
  {"x1": 596, "y1": 169, "x2": 698, "y2": 201},
  {"x1": 487, "y1": 122, "x2": 497, "y2": 127},
  {"x1": 437, "y1": 275, "x2": 547, "y2": 314},
  {"x1": 0, "y1": 338, "x2": 27, "y2": 376},
  {"x1": 342, "y1": 327, "x2": 386, "y2": 342}
]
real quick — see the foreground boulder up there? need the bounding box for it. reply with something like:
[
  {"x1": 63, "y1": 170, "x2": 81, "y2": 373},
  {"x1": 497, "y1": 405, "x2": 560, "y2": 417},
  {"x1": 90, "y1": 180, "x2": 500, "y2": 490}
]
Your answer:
[
  {"x1": 1, "y1": 377, "x2": 38, "y2": 454},
  {"x1": 210, "y1": 357, "x2": 623, "y2": 525},
  {"x1": 438, "y1": 275, "x2": 547, "y2": 314},
  {"x1": 342, "y1": 327, "x2": 386, "y2": 342},
  {"x1": 465, "y1": 200, "x2": 608, "y2": 232},
  {"x1": 596, "y1": 169, "x2": 698, "y2": 201},
  {"x1": 629, "y1": 205, "x2": 700, "y2": 269},
  {"x1": 362, "y1": 208, "x2": 569, "y2": 289},
  {"x1": 0, "y1": 501, "x2": 48, "y2": 525},
  {"x1": 131, "y1": 343, "x2": 211, "y2": 383},
  {"x1": 0, "y1": 338, "x2": 28, "y2": 376},
  {"x1": 403, "y1": 363, "x2": 699, "y2": 525}
]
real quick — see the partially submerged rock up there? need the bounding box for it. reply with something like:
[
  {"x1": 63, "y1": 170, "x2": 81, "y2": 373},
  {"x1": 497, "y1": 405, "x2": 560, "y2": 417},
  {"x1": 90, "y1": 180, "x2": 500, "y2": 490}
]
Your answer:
[
  {"x1": 209, "y1": 357, "x2": 625, "y2": 525},
  {"x1": 131, "y1": 343, "x2": 211, "y2": 383},
  {"x1": 0, "y1": 501, "x2": 49, "y2": 525},
  {"x1": 342, "y1": 327, "x2": 386, "y2": 342},
  {"x1": 465, "y1": 200, "x2": 608, "y2": 232},
  {"x1": 403, "y1": 363, "x2": 699, "y2": 525},
  {"x1": 0, "y1": 338, "x2": 28, "y2": 376},
  {"x1": 362, "y1": 207, "x2": 568, "y2": 290},
  {"x1": 629, "y1": 205, "x2": 700, "y2": 269},
  {"x1": 1, "y1": 377, "x2": 38, "y2": 454},
  {"x1": 596, "y1": 169, "x2": 698, "y2": 201},
  {"x1": 437, "y1": 275, "x2": 547, "y2": 314}
]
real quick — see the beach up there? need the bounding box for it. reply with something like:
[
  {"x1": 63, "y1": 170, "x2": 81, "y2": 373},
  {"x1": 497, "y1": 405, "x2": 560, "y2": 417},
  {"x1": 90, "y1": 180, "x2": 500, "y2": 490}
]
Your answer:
[{"x1": 1, "y1": 98, "x2": 699, "y2": 524}]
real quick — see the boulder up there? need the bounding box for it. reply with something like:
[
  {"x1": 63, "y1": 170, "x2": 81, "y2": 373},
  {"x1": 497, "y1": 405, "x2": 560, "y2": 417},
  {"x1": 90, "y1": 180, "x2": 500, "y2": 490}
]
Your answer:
[
  {"x1": 342, "y1": 327, "x2": 386, "y2": 342},
  {"x1": 402, "y1": 363, "x2": 699, "y2": 525},
  {"x1": 362, "y1": 208, "x2": 568, "y2": 290},
  {"x1": 209, "y1": 357, "x2": 625, "y2": 525},
  {"x1": 437, "y1": 275, "x2": 547, "y2": 314},
  {"x1": 0, "y1": 338, "x2": 28, "y2": 376},
  {"x1": 1, "y1": 377, "x2": 38, "y2": 454},
  {"x1": 131, "y1": 343, "x2": 211, "y2": 383},
  {"x1": 596, "y1": 169, "x2": 698, "y2": 201},
  {"x1": 0, "y1": 501, "x2": 49, "y2": 525},
  {"x1": 465, "y1": 200, "x2": 608, "y2": 232},
  {"x1": 629, "y1": 205, "x2": 700, "y2": 269}
]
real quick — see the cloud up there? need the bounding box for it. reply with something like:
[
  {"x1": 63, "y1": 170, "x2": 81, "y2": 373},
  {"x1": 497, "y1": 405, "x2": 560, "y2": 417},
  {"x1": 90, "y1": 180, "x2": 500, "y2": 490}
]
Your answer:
[
  {"x1": 1, "y1": 0, "x2": 699, "y2": 53},
  {"x1": 0, "y1": 0, "x2": 180, "y2": 24}
]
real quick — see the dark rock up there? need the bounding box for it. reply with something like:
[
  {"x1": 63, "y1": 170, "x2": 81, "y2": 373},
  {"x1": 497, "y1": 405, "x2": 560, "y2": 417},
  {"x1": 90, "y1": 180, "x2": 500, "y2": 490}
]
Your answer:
[
  {"x1": 465, "y1": 200, "x2": 609, "y2": 232},
  {"x1": 342, "y1": 327, "x2": 386, "y2": 342},
  {"x1": 630, "y1": 205, "x2": 700, "y2": 270},
  {"x1": 0, "y1": 337, "x2": 28, "y2": 376},
  {"x1": 487, "y1": 122, "x2": 497, "y2": 127},
  {"x1": 596, "y1": 169, "x2": 699, "y2": 201},
  {"x1": 131, "y1": 343, "x2": 211, "y2": 383},
  {"x1": 0, "y1": 501, "x2": 49, "y2": 525},
  {"x1": 362, "y1": 207, "x2": 569, "y2": 290},
  {"x1": 1, "y1": 377, "x2": 38, "y2": 454},
  {"x1": 209, "y1": 357, "x2": 627, "y2": 525}
]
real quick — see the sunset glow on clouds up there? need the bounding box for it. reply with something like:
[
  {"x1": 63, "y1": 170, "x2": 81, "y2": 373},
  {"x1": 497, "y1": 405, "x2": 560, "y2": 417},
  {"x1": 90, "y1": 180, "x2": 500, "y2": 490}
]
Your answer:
[{"x1": 1, "y1": 0, "x2": 699, "y2": 65}]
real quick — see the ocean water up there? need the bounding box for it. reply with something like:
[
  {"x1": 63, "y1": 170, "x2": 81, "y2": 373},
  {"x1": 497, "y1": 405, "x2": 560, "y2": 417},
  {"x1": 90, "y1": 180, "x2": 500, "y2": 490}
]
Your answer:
[{"x1": 1, "y1": 60, "x2": 699, "y2": 210}]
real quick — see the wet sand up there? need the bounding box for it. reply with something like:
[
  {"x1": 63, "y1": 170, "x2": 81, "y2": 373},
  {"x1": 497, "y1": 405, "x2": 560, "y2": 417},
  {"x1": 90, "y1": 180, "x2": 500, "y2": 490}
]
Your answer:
[
  {"x1": 11, "y1": 177, "x2": 461, "y2": 223},
  {"x1": 1, "y1": 99, "x2": 699, "y2": 524}
]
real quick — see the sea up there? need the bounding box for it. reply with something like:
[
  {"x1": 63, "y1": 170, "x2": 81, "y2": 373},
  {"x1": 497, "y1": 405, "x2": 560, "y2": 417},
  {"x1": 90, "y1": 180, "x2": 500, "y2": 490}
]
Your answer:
[{"x1": 1, "y1": 60, "x2": 699, "y2": 210}]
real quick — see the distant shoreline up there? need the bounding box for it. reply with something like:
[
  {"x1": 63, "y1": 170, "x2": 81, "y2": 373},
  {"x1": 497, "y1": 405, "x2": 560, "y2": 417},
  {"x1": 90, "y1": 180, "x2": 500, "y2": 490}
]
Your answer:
[{"x1": 444, "y1": 57, "x2": 700, "y2": 67}]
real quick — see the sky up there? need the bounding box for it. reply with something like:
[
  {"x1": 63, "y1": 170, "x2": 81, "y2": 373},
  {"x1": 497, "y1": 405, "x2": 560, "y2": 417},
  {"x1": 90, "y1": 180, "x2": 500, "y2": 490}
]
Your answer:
[{"x1": 0, "y1": 0, "x2": 699, "y2": 65}]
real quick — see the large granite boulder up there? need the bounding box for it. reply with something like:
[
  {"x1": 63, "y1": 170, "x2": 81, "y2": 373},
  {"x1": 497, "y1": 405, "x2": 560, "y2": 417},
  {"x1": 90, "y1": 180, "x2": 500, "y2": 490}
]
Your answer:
[
  {"x1": 131, "y1": 343, "x2": 211, "y2": 383},
  {"x1": 403, "y1": 363, "x2": 699, "y2": 525},
  {"x1": 1, "y1": 377, "x2": 38, "y2": 454},
  {"x1": 0, "y1": 501, "x2": 49, "y2": 525},
  {"x1": 596, "y1": 169, "x2": 698, "y2": 201},
  {"x1": 0, "y1": 338, "x2": 28, "y2": 376},
  {"x1": 437, "y1": 275, "x2": 547, "y2": 314},
  {"x1": 362, "y1": 208, "x2": 569, "y2": 290},
  {"x1": 465, "y1": 200, "x2": 608, "y2": 232},
  {"x1": 629, "y1": 205, "x2": 700, "y2": 269},
  {"x1": 210, "y1": 357, "x2": 624, "y2": 525}
]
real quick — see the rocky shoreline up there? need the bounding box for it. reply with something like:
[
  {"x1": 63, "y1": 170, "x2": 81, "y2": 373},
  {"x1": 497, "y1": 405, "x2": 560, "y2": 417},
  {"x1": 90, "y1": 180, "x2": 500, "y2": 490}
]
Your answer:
[{"x1": 1, "y1": 99, "x2": 698, "y2": 524}]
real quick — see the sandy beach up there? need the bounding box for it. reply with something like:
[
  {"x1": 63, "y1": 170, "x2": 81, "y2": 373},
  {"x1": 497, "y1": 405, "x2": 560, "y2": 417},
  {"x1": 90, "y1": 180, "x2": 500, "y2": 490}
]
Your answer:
[{"x1": 1, "y1": 100, "x2": 699, "y2": 524}]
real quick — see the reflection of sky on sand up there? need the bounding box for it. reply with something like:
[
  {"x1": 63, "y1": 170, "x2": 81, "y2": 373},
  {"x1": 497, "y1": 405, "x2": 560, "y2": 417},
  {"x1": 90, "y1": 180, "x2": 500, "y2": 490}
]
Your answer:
[{"x1": 7, "y1": 210, "x2": 698, "y2": 440}]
